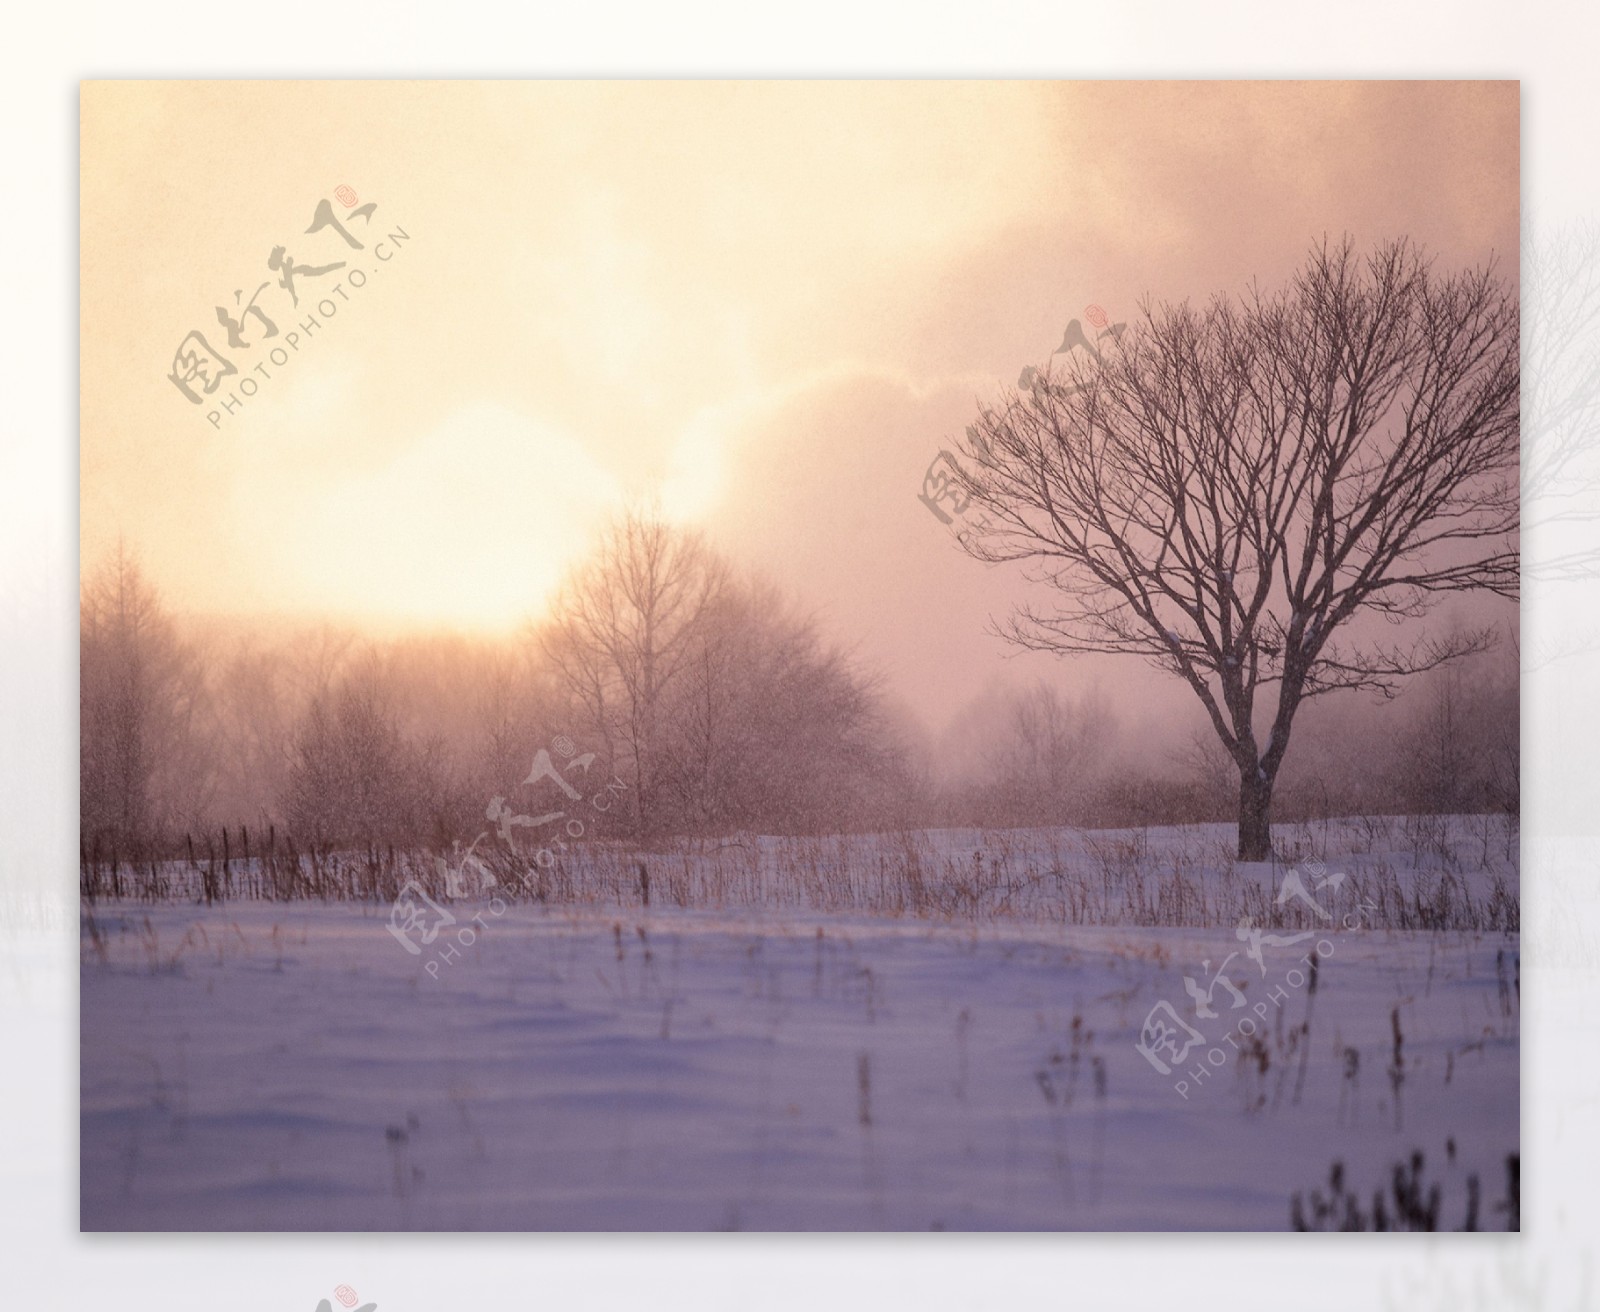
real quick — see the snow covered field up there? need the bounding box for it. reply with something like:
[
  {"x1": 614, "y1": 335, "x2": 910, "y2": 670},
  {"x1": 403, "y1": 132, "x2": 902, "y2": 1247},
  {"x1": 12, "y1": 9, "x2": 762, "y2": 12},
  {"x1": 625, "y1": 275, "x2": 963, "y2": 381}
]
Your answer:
[{"x1": 80, "y1": 823, "x2": 1520, "y2": 1231}]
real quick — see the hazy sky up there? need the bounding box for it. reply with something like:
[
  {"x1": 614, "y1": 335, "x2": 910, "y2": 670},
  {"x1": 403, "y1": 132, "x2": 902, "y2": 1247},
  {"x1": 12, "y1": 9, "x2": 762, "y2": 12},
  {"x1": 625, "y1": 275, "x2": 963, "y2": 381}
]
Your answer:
[{"x1": 81, "y1": 80, "x2": 1518, "y2": 731}]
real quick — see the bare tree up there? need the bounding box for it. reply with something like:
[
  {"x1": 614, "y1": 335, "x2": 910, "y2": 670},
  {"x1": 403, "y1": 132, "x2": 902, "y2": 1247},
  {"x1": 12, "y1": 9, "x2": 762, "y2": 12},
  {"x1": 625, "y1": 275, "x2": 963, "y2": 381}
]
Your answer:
[
  {"x1": 283, "y1": 651, "x2": 441, "y2": 846},
  {"x1": 953, "y1": 238, "x2": 1519, "y2": 859},
  {"x1": 715, "y1": 593, "x2": 901, "y2": 834},
  {"x1": 978, "y1": 681, "x2": 1114, "y2": 826},
  {"x1": 657, "y1": 582, "x2": 758, "y2": 834},
  {"x1": 542, "y1": 517, "x2": 906, "y2": 838},
  {"x1": 540, "y1": 509, "x2": 728, "y2": 839},
  {"x1": 1397, "y1": 634, "x2": 1519, "y2": 820},
  {"x1": 80, "y1": 543, "x2": 212, "y2": 850}
]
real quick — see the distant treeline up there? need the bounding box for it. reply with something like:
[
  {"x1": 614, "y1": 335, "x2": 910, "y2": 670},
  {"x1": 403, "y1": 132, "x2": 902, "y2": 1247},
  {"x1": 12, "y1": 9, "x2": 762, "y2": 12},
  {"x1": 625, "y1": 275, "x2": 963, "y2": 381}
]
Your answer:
[{"x1": 81, "y1": 515, "x2": 1517, "y2": 861}]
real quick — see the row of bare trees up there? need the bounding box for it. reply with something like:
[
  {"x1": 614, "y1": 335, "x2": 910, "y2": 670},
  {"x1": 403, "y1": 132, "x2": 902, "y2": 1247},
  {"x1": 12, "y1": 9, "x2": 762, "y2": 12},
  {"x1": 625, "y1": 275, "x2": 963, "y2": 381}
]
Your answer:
[
  {"x1": 931, "y1": 650, "x2": 1516, "y2": 833},
  {"x1": 79, "y1": 516, "x2": 916, "y2": 856},
  {"x1": 80, "y1": 533, "x2": 1517, "y2": 861},
  {"x1": 82, "y1": 239, "x2": 1520, "y2": 863}
]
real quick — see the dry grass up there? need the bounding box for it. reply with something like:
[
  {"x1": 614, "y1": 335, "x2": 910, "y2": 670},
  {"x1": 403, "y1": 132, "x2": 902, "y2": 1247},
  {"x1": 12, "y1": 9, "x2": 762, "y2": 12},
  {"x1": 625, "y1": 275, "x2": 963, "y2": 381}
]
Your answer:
[{"x1": 80, "y1": 815, "x2": 1519, "y2": 933}]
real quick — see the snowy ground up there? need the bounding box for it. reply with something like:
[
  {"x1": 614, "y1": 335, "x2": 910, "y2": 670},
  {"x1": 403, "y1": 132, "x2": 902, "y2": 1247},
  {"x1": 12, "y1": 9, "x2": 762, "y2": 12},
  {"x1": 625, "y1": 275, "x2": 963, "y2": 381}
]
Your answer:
[{"x1": 80, "y1": 874, "x2": 1519, "y2": 1230}]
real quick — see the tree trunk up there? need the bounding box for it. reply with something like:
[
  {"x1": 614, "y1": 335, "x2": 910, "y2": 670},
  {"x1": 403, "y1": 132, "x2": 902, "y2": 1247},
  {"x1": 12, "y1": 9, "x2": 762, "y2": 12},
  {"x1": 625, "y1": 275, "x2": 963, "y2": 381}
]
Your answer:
[{"x1": 1237, "y1": 767, "x2": 1274, "y2": 862}]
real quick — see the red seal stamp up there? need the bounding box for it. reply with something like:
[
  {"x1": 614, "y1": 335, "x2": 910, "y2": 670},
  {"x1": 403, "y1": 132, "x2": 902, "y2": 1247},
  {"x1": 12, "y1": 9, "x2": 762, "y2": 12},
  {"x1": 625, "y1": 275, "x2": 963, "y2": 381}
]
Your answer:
[{"x1": 334, "y1": 185, "x2": 359, "y2": 208}]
